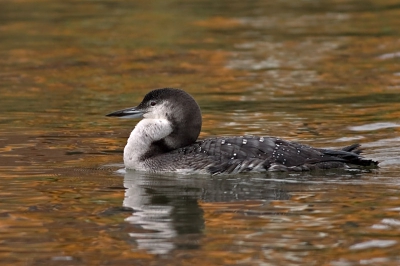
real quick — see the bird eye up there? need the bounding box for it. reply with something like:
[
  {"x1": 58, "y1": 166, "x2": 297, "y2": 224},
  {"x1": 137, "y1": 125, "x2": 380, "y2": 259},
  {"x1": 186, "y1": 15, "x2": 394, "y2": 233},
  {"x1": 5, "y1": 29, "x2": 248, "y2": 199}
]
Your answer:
[{"x1": 150, "y1": 101, "x2": 156, "y2": 106}]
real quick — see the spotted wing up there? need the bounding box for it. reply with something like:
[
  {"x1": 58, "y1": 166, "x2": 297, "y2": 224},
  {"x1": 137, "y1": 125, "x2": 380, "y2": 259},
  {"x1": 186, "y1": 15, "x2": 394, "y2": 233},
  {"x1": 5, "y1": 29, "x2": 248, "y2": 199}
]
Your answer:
[
  {"x1": 197, "y1": 136, "x2": 339, "y2": 165},
  {"x1": 175, "y1": 136, "x2": 376, "y2": 174}
]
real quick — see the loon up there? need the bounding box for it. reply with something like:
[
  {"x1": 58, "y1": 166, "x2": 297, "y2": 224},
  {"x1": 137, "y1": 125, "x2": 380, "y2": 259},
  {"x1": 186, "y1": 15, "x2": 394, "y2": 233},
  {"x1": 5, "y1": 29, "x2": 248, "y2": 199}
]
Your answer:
[{"x1": 106, "y1": 88, "x2": 378, "y2": 175}]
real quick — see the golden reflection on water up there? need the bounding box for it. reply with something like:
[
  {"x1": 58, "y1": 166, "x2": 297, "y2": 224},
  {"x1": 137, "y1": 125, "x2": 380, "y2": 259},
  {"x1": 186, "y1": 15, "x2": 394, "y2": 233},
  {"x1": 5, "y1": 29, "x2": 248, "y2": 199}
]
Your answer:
[{"x1": 199, "y1": 183, "x2": 400, "y2": 265}]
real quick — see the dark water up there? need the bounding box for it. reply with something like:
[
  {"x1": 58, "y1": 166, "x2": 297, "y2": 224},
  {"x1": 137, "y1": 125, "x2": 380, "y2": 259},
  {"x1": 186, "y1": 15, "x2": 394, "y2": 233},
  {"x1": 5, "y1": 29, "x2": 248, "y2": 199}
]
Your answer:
[{"x1": 1, "y1": 0, "x2": 400, "y2": 265}]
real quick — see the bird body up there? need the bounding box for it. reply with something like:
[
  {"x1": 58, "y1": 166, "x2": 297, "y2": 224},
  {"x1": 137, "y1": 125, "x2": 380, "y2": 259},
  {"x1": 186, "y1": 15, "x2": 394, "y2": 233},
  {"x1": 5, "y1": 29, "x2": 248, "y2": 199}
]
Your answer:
[{"x1": 107, "y1": 88, "x2": 378, "y2": 175}]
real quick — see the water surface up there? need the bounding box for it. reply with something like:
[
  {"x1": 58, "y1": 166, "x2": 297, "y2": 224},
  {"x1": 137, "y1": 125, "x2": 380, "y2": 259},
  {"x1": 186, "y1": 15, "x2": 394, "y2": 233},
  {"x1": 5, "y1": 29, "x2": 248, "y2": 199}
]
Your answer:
[{"x1": 1, "y1": 0, "x2": 400, "y2": 265}]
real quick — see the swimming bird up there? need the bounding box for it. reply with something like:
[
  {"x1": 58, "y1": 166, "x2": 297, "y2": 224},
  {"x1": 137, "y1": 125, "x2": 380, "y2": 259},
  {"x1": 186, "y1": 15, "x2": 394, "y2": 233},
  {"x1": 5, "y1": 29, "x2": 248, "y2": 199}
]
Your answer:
[{"x1": 106, "y1": 88, "x2": 378, "y2": 174}]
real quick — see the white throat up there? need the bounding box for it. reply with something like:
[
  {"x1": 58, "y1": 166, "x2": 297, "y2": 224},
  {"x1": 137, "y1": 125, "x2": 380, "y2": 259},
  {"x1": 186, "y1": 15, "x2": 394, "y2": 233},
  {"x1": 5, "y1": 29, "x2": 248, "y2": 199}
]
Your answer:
[{"x1": 123, "y1": 118, "x2": 173, "y2": 170}]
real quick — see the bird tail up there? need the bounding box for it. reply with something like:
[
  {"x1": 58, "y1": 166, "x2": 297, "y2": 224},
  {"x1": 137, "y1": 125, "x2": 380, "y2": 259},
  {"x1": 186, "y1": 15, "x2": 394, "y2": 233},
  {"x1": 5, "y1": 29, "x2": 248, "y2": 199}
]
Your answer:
[{"x1": 319, "y1": 144, "x2": 379, "y2": 167}]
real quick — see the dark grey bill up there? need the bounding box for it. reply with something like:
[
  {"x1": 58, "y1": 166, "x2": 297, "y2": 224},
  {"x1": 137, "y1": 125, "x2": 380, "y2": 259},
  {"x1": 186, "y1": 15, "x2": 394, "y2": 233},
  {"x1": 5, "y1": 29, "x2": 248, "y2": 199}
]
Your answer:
[{"x1": 106, "y1": 107, "x2": 144, "y2": 119}]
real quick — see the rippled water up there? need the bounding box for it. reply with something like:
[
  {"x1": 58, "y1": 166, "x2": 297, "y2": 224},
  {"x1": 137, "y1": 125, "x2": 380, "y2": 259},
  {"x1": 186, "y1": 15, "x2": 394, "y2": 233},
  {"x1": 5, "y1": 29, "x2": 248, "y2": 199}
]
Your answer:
[{"x1": 1, "y1": 0, "x2": 400, "y2": 265}]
